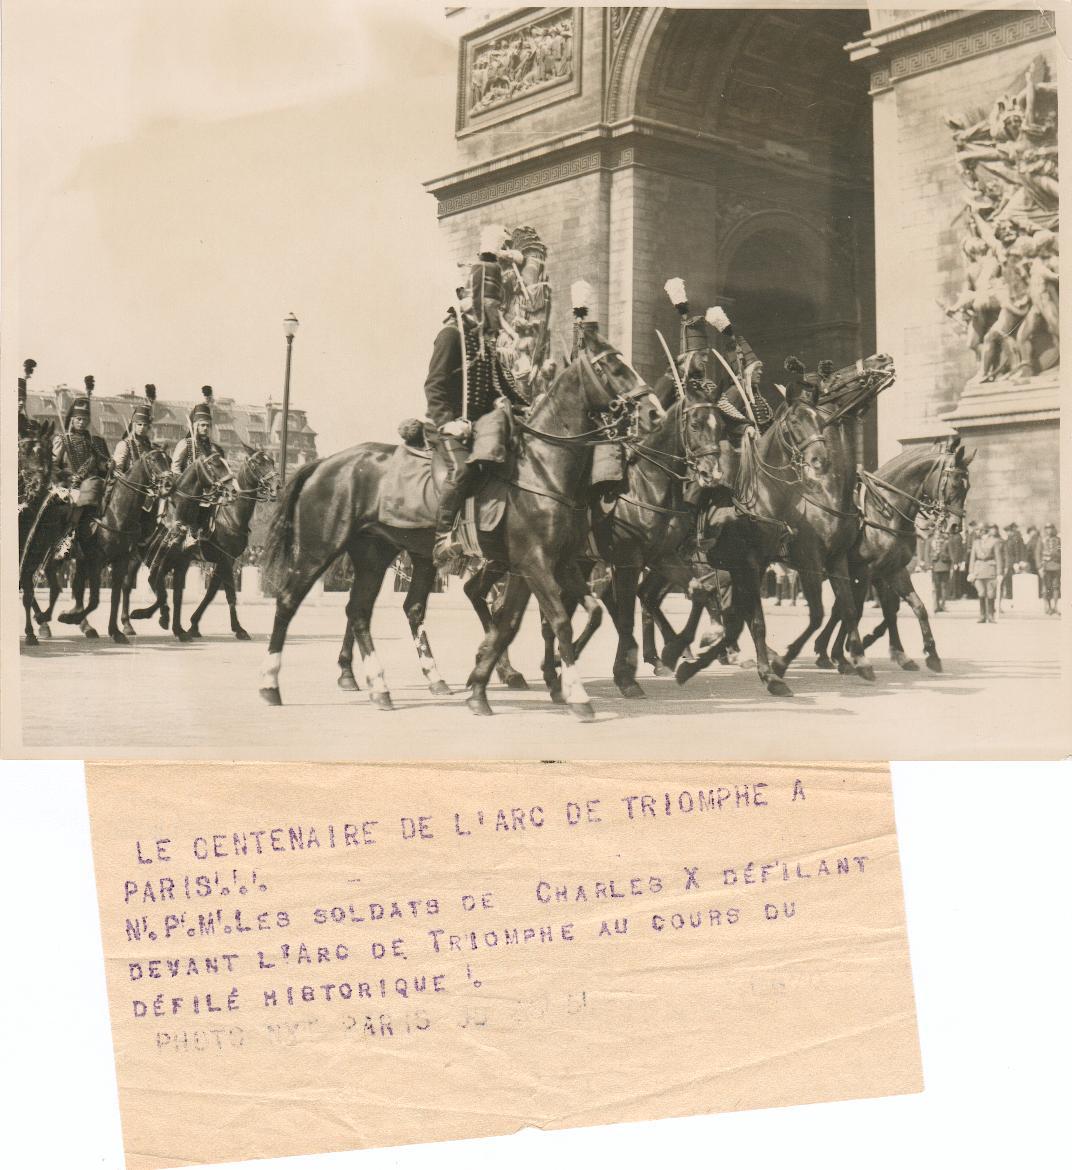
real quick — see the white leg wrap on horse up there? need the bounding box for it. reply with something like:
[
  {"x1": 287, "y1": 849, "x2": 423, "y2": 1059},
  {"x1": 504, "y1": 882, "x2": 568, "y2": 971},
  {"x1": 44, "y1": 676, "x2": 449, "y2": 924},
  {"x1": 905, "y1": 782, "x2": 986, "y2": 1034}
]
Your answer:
[
  {"x1": 415, "y1": 626, "x2": 443, "y2": 684},
  {"x1": 261, "y1": 652, "x2": 282, "y2": 688},
  {"x1": 560, "y1": 662, "x2": 589, "y2": 705},
  {"x1": 361, "y1": 651, "x2": 388, "y2": 696}
]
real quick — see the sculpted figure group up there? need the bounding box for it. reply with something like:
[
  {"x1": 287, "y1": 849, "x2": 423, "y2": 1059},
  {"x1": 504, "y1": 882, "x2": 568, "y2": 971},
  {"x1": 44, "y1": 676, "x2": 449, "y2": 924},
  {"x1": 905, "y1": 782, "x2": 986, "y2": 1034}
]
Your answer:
[{"x1": 943, "y1": 56, "x2": 1059, "y2": 382}]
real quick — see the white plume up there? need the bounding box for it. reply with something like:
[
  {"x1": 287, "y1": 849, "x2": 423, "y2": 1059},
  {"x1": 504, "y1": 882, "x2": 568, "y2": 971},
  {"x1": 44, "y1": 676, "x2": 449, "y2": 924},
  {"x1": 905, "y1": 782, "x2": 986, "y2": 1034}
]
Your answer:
[
  {"x1": 570, "y1": 279, "x2": 595, "y2": 313},
  {"x1": 705, "y1": 305, "x2": 731, "y2": 332},
  {"x1": 664, "y1": 277, "x2": 687, "y2": 307}
]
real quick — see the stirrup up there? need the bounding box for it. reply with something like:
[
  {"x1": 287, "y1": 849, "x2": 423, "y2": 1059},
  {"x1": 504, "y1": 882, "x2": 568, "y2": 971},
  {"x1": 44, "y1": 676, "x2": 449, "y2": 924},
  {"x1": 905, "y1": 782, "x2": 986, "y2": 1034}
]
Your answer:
[{"x1": 433, "y1": 531, "x2": 463, "y2": 569}]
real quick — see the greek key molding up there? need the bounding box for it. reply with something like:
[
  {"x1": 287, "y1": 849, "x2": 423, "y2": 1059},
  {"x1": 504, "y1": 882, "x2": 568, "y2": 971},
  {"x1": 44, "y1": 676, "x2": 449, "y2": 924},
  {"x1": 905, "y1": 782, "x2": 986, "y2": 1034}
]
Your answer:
[
  {"x1": 436, "y1": 152, "x2": 601, "y2": 218},
  {"x1": 875, "y1": 11, "x2": 1053, "y2": 88}
]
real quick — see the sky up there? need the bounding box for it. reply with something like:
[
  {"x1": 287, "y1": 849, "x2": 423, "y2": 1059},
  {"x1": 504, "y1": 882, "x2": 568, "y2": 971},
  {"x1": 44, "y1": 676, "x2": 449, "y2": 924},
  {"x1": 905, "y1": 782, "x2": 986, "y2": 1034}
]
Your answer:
[{"x1": 5, "y1": 0, "x2": 466, "y2": 447}]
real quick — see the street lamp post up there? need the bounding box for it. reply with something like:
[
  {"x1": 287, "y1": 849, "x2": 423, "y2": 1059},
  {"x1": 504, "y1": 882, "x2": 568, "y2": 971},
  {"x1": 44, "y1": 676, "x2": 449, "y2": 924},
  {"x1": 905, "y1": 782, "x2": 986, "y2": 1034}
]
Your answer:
[{"x1": 279, "y1": 313, "x2": 300, "y2": 484}]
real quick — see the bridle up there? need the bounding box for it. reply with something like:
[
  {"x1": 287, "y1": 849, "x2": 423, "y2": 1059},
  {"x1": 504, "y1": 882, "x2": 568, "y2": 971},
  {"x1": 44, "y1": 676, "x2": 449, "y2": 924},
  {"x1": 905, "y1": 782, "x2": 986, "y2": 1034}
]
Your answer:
[
  {"x1": 234, "y1": 450, "x2": 279, "y2": 502},
  {"x1": 859, "y1": 451, "x2": 967, "y2": 534},
  {"x1": 111, "y1": 449, "x2": 175, "y2": 509},
  {"x1": 174, "y1": 453, "x2": 237, "y2": 504},
  {"x1": 623, "y1": 398, "x2": 722, "y2": 486}
]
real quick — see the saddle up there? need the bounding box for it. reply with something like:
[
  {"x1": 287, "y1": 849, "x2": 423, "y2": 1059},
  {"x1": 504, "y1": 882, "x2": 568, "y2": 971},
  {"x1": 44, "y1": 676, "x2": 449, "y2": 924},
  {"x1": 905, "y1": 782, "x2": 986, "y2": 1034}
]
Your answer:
[{"x1": 378, "y1": 411, "x2": 512, "y2": 532}]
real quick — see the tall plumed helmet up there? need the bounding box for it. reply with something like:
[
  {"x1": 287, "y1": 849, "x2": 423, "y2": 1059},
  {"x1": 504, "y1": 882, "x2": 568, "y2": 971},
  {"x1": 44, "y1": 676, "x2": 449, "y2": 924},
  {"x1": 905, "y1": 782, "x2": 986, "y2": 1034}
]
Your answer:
[
  {"x1": 130, "y1": 383, "x2": 156, "y2": 428},
  {"x1": 23, "y1": 358, "x2": 37, "y2": 380},
  {"x1": 784, "y1": 356, "x2": 806, "y2": 375},
  {"x1": 190, "y1": 384, "x2": 214, "y2": 426},
  {"x1": 705, "y1": 306, "x2": 732, "y2": 334},
  {"x1": 569, "y1": 279, "x2": 598, "y2": 357}
]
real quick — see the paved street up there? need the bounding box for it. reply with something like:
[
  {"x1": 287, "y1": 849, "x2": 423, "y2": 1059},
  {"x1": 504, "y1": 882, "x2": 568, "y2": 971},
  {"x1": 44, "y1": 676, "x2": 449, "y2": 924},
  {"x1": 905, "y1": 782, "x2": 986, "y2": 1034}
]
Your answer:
[{"x1": 18, "y1": 582, "x2": 1067, "y2": 760}]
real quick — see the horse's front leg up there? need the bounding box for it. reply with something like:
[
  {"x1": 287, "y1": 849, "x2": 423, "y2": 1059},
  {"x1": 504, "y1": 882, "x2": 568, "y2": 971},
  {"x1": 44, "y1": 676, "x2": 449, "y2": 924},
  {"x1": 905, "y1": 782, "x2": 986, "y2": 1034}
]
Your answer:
[
  {"x1": 465, "y1": 568, "x2": 528, "y2": 690},
  {"x1": 527, "y1": 558, "x2": 593, "y2": 722},
  {"x1": 187, "y1": 562, "x2": 221, "y2": 638},
  {"x1": 404, "y1": 556, "x2": 450, "y2": 695},
  {"x1": 603, "y1": 566, "x2": 644, "y2": 698},
  {"x1": 771, "y1": 563, "x2": 825, "y2": 678},
  {"x1": 637, "y1": 572, "x2": 674, "y2": 676},
  {"x1": 119, "y1": 559, "x2": 138, "y2": 636},
  {"x1": 23, "y1": 587, "x2": 38, "y2": 646},
  {"x1": 466, "y1": 572, "x2": 533, "y2": 716},
  {"x1": 813, "y1": 600, "x2": 840, "y2": 669},
  {"x1": 171, "y1": 558, "x2": 191, "y2": 641},
  {"x1": 826, "y1": 555, "x2": 873, "y2": 682},
  {"x1": 107, "y1": 553, "x2": 130, "y2": 644},
  {"x1": 891, "y1": 568, "x2": 941, "y2": 672}
]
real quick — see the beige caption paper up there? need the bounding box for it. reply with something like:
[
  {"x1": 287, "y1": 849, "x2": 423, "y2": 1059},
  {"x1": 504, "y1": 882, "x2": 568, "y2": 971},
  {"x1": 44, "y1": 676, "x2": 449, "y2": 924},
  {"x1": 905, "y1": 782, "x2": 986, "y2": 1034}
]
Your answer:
[{"x1": 86, "y1": 761, "x2": 922, "y2": 1169}]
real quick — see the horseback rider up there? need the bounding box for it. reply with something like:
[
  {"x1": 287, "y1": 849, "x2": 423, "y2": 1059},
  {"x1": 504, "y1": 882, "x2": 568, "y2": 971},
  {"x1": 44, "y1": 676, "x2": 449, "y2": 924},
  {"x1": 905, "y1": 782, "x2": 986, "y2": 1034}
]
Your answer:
[
  {"x1": 52, "y1": 376, "x2": 112, "y2": 549},
  {"x1": 113, "y1": 384, "x2": 157, "y2": 473},
  {"x1": 169, "y1": 386, "x2": 227, "y2": 548},
  {"x1": 17, "y1": 359, "x2": 37, "y2": 438},
  {"x1": 426, "y1": 226, "x2": 528, "y2": 566},
  {"x1": 654, "y1": 279, "x2": 717, "y2": 410}
]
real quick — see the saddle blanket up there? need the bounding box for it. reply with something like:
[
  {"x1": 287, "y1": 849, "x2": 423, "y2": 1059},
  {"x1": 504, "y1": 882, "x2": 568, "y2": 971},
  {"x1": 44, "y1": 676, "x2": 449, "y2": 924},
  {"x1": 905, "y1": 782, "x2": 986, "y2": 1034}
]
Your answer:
[{"x1": 378, "y1": 444, "x2": 508, "y2": 531}]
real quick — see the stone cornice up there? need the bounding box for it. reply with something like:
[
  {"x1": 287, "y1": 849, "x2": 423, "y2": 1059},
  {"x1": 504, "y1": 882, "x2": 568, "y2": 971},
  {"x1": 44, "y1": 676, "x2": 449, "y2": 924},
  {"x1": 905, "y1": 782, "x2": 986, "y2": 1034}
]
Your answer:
[
  {"x1": 848, "y1": 7, "x2": 1055, "y2": 94},
  {"x1": 425, "y1": 114, "x2": 871, "y2": 217}
]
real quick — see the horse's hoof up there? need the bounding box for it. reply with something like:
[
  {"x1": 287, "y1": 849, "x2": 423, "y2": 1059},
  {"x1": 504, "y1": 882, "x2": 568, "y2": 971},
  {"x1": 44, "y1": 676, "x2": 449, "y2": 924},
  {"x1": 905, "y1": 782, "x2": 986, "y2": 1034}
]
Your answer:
[
  {"x1": 259, "y1": 687, "x2": 282, "y2": 706},
  {"x1": 111, "y1": 631, "x2": 129, "y2": 646},
  {"x1": 83, "y1": 626, "x2": 99, "y2": 640},
  {"x1": 428, "y1": 679, "x2": 453, "y2": 696},
  {"x1": 569, "y1": 702, "x2": 596, "y2": 723},
  {"x1": 675, "y1": 660, "x2": 700, "y2": 686},
  {"x1": 57, "y1": 611, "x2": 80, "y2": 625},
  {"x1": 370, "y1": 691, "x2": 394, "y2": 711},
  {"x1": 129, "y1": 607, "x2": 152, "y2": 621},
  {"x1": 836, "y1": 659, "x2": 854, "y2": 675},
  {"x1": 37, "y1": 622, "x2": 52, "y2": 639},
  {"x1": 815, "y1": 654, "x2": 835, "y2": 670},
  {"x1": 648, "y1": 659, "x2": 673, "y2": 678},
  {"x1": 158, "y1": 613, "x2": 169, "y2": 630},
  {"x1": 175, "y1": 629, "x2": 190, "y2": 643},
  {"x1": 467, "y1": 694, "x2": 494, "y2": 717},
  {"x1": 925, "y1": 656, "x2": 943, "y2": 674},
  {"x1": 24, "y1": 633, "x2": 38, "y2": 648},
  {"x1": 234, "y1": 628, "x2": 251, "y2": 642},
  {"x1": 770, "y1": 655, "x2": 788, "y2": 679},
  {"x1": 502, "y1": 672, "x2": 529, "y2": 691},
  {"x1": 187, "y1": 626, "x2": 202, "y2": 639},
  {"x1": 766, "y1": 678, "x2": 792, "y2": 698},
  {"x1": 898, "y1": 658, "x2": 920, "y2": 672},
  {"x1": 660, "y1": 640, "x2": 685, "y2": 670},
  {"x1": 855, "y1": 664, "x2": 876, "y2": 683},
  {"x1": 617, "y1": 682, "x2": 646, "y2": 699},
  {"x1": 119, "y1": 622, "x2": 135, "y2": 637},
  {"x1": 548, "y1": 686, "x2": 566, "y2": 705},
  {"x1": 337, "y1": 671, "x2": 360, "y2": 691}
]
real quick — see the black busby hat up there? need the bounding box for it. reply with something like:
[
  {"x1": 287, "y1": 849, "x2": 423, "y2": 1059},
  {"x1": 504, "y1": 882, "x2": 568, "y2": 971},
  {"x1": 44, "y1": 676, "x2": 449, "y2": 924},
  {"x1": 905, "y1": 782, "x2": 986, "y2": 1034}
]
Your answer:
[
  {"x1": 190, "y1": 384, "x2": 213, "y2": 425},
  {"x1": 130, "y1": 383, "x2": 156, "y2": 427},
  {"x1": 23, "y1": 358, "x2": 37, "y2": 380},
  {"x1": 67, "y1": 396, "x2": 92, "y2": 424}
]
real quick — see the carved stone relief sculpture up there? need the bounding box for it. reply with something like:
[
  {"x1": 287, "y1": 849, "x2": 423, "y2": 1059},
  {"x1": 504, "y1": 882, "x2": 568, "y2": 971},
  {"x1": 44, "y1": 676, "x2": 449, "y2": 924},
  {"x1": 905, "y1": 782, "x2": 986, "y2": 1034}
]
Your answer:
[
  {"x1": 467, "y1": 13, "x2": 574, "y2": 119},
  {"x1": 941, "y1": 54, "x2": 1058, "y2": 383}
]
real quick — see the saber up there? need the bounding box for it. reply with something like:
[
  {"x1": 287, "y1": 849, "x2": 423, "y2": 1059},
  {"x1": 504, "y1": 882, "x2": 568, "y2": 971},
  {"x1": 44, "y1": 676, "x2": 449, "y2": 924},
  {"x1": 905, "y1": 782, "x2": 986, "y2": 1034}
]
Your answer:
[
  {"x1": 708, "y1": 343, "x2": 760, "y2": 430},
  {"x1": 654, "y1": 329, "x2": 686, "y2": 403}
]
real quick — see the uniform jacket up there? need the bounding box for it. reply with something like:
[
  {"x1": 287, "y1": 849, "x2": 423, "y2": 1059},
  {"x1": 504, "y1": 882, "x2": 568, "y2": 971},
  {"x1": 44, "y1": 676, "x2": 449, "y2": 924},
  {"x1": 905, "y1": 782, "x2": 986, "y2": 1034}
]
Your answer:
[
  {"x1": 171, "y1": 434, "x2": 225, "y2": 476},
  {"x1": 423, "y1": 315, "x2": 520, "y2": 429},
  {"x1": 113, "y1": 431, "x2": 155, "y2": 474},
  {"x1": 926, "y1": 532, "x2": 953, "y2": 571},
  {"x1": 969, "y1": 532, "x2": 1005, "y2": 580},
  {"x1": 52, "y1": 429, "x2": 110, "y2": 483},
  {"x1": 1003, "y1": 529, "x2": 1027, "y2": 566},
  {"x1": 1040, "y1": 535, "x2": 1061, "y2": 571}
]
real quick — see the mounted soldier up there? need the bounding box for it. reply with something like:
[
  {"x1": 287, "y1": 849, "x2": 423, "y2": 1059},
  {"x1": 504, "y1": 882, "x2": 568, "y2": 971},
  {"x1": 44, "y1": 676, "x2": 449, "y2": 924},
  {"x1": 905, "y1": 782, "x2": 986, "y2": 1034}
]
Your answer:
[
  {"x1": 169, "y1": 386, "x2": 227, "y2": 548},
  {"x1": 52, "y1": 375, "x2": 111, "y2": 549},
  {"x1": 426, "y1": 225, "x2": 528, "y2": 566},
  {"x1": 113, "y1": 384, "x2": 158, "y2": 473},
  {"x1": 17, "y1": 359, "x2": 37, "y2": 438}
]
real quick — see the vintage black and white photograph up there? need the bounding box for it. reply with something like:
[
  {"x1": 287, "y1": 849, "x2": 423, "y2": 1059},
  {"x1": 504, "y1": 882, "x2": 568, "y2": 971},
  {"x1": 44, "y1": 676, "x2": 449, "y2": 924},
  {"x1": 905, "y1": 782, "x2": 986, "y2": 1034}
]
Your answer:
[{"x1": 5, "y1": 2, "x2": 1068, "y2": 759}]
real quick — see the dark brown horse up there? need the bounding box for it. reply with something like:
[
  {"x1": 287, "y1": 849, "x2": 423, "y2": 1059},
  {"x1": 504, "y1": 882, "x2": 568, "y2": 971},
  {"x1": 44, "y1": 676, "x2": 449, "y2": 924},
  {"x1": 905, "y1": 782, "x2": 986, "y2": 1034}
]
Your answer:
[
  {"x1": 672, "y1": 394, "x2": 874, "y2": 688},
  {"x1": 259, "y1": 327, "x2": 650, "y2": 719},
  {"x1": 813, "y1": 437, "x2": 972, "y2": 673},
  {"x1": 129, "y1": 450, "x2": 238, "y2": 639},
  {"x1": 58, "y1": 447, "x2": 176, "y2": 642},
  {"x1": 133, "y1": 448, "x2": 276, "y2": 641},
  {"x1": 18, "y1": 419, "x2": 66, "y2": 646}
]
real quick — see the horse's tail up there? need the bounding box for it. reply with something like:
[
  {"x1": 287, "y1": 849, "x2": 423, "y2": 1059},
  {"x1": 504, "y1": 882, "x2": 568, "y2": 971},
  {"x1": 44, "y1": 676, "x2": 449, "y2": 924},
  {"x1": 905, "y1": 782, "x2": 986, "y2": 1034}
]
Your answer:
[{"x1": 261, "y1": 460, "x2": 323, "y2": 589}]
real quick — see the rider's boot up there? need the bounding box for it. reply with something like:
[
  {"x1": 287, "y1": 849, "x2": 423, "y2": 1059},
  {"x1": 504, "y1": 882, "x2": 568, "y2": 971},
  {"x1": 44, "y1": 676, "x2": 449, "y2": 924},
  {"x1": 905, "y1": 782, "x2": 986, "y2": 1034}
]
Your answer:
[{"x1": 432, "y1": 480, "x2": 466, "y2": 569}]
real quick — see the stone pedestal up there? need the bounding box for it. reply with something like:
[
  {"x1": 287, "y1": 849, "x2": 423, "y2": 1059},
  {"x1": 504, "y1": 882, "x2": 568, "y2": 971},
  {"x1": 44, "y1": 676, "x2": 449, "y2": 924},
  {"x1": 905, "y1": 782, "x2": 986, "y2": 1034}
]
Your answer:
[{"x1": 1012, "y1": 573, "x2": 1043, "y2": 613}]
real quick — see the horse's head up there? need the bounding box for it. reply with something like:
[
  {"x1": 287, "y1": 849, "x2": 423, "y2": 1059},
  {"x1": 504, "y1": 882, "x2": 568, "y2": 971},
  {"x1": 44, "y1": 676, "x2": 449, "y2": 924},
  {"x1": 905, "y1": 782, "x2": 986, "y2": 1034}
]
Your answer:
[
  {"x1": 778, "y1": 398, "x2": 832, "y2": 478},
  {"x1": 18, "y1": 419, "x2": 54, "y2": 500},
  {"x1": 196, "y1": 450, "x2": 238, "y2": 503},
  {"x1": 238, "y1": 444, "x2": 279, "y2": 501},
  {"x1": 929, "y1": 436, "x2": 974, "y2": 534},
  {"x1": 680, "y1": 393, "x2": 725, "y2": 488},
  {"x1": 140, "y1": 446, "x2": 175, "y2": 498},
  {"x1": 570, "y1": 326, "x2": 653, "y2": 432}
]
